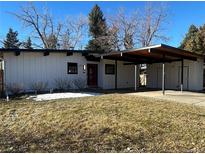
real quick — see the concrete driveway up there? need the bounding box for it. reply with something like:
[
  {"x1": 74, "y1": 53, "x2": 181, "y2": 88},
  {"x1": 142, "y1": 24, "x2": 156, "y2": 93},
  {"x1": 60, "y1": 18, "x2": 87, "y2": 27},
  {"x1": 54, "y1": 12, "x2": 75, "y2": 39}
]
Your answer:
[{"x1": 128, "y1": 90, "x2": 205, "y2": 107}]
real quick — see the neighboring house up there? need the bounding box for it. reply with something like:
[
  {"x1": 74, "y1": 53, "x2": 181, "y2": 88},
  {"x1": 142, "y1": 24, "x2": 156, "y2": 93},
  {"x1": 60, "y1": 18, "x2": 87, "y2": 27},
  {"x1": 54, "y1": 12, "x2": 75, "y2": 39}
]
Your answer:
[{"x1": 0, "y1": 44, "x2": 204, "y2": 95}]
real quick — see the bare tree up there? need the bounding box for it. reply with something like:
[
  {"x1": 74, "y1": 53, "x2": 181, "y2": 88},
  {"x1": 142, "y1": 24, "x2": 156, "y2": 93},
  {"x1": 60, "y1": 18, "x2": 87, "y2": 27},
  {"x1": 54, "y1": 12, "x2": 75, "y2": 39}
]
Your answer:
[
  {"x1": 108, "y1": 3, "x2": 169, "y2": 50},
  {"x1": 107, "y1": 25, "x2": 120, "y2": 51},
  {"x1": 60, "y1": 15, "x2": 87, "y2": 49},
  {"x1": 108, "y1": 8, "x2": 139, "y2": 50},
  {"x1": 138, "y1": 3, "x2": 169, "y2": 47},
  {"x1": 11, "y1": 2, "x2": 168, "y2": 50},
  {"x1": 11, "y1": 3, "x2": 88, "y2": 49},
  {"x1": 11, "y1": 3, "x2": 62, "y2": 49}
]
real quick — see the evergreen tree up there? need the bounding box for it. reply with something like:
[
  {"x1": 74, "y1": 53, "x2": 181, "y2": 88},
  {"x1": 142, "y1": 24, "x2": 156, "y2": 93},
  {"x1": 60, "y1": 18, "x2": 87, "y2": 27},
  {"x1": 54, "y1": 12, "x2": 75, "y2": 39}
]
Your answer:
[
  {"x1": 196, "y1": 24, "x2": 205, "y2": 54},
  {"x1": 3, "y1": 28, "x2": 21, "y2": 49},
  {"x1": 23, "y1": 37, "x2": 33, "y2": 49},
  {"x1": 86, "y1": 4, "x2": 110, "y2": 52},
  {"x1": 179, "y1": 25, "x2": 198, "y2": 50},
  {"x1": 180, "y1": 24, "x2": 205, "y2": 54}
]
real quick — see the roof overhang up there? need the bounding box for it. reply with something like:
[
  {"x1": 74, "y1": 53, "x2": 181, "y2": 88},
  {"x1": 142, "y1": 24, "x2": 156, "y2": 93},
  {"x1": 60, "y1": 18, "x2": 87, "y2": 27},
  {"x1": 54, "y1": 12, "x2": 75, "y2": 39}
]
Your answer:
[
  {"x1": 0, "y1": 48, "x2": 89, "y2": 53},
  {"x1": 99, "y1": 44, "x2": 201, "y2": 64},
  {"x1": 0, "y1": 44, "x2": 202, "y2": 63},
  {"x1": 0, "y1": 48, "x2": 105, "y2": 57}
]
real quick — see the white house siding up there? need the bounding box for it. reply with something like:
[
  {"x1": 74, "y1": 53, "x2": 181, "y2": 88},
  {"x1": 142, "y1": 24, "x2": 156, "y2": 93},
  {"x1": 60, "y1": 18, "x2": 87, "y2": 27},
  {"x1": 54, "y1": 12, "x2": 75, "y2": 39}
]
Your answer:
[
  {"x1": 3, "y1": 52, "x2": 138, "y2": 91},
  {"x1": 98, "y1": 62, "x2": 104, "y2": 88},
  {"x1": 100, "y1": 59, "x2": 137, "y2": 89},
  {"x1": 3, "y1": 52, "x2": 100, "y2": 91},
  {"x1": 147, "y1": 58, "x2": 204, "y2": 91},
  {"x1": 4, "y1": 51, "x2": 203, "y2": 92}
]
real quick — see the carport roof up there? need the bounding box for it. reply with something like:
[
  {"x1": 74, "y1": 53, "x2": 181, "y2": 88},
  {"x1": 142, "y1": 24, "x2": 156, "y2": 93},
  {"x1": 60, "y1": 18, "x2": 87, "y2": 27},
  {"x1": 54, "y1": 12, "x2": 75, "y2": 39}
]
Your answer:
[{"x1": 100, "y1": 44, "x2": 201, "y2": 64}]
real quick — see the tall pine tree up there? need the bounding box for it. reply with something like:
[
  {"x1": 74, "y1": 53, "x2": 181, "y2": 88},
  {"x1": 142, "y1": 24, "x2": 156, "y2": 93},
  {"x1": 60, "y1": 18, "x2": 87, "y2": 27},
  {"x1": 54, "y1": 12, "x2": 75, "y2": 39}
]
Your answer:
[
  {"x1": 179, "y1": 25, "x2": 204, "y2": 54},
  {"x1": 86, "y1": 4, "x2": 109, "y2": 52},
  {"x1": 196, "y1": 24, "x2": 205, "y2": 54},
  {"x1": 3, "y1": 28, "x2": 21, "y2": 49},
  {"x1": 179, "y1": 25, "x2": 198, "y2": 49}
]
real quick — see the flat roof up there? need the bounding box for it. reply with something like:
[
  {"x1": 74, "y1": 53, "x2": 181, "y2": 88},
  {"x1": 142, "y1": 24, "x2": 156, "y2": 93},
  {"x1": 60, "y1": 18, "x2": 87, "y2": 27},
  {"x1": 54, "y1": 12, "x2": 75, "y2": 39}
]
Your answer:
[
  {"x1": 100, "y1": 44, "x2": 201, "y2": 63},
  {"x1": 0, "y1": 48, "x2": 91, "y2": 53},
  {"x1": 0, "y1": 44, "x2": 202, "y2": 63}
]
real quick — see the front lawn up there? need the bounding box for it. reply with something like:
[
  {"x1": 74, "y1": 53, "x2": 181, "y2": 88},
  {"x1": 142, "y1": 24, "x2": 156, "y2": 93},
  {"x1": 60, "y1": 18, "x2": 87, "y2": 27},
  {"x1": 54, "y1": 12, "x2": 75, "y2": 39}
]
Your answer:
[{"x1": 0, "y1": 94, "x2": 205, "y2": 152}]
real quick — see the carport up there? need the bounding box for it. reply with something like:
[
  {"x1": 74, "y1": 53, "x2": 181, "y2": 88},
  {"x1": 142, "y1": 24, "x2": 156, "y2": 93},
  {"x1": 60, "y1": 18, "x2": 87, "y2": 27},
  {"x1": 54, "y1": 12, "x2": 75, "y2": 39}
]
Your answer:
[{"x1": 99, "y1": 44, "x2": 199, "y2": 95}]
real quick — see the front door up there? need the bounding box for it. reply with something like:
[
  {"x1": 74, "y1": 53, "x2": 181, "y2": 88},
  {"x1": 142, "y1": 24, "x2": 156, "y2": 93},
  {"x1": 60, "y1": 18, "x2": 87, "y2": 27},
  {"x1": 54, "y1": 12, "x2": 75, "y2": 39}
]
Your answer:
[{"x1": 87, "y1": 64, "x2": 98, "y2": 87}]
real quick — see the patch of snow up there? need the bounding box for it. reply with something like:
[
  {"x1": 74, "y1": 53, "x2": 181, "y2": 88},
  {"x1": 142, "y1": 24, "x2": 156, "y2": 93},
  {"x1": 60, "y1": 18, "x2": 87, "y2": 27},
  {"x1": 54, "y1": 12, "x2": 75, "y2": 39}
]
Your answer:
[{"x1": 27, "y1": 92, "x2": 101, "y2": 101}]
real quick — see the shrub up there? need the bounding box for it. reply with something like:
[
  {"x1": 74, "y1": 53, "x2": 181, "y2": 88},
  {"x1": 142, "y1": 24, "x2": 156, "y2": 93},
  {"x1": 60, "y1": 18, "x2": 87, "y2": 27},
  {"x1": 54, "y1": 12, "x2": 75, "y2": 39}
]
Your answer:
[
  {"x1": 30, "y1": 82, "x2": 48, "y2": 93},
  {"x1": 73, "y1": 78, "x2": 86, "y2": 89},
  {"x1": 6, "y1": 83, "x2": 24, "y2": 95},
  {"x1": 54, "y1": 78, "x2": 71, "y2": 92}
]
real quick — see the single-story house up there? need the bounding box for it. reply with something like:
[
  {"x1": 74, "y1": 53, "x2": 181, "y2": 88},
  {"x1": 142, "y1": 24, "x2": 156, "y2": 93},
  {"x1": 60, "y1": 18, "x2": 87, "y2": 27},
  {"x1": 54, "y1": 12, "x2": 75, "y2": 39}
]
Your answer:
[{"x1": 0, "y1": 44, "x2": 204, "y2": 95}]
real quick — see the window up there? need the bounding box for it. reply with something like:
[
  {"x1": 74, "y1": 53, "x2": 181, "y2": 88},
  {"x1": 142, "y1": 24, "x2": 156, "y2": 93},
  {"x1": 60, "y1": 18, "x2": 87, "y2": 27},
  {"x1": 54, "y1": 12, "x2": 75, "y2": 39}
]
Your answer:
[
  {"x1": 67, "y1": 62, "x2": 78, "y2": 74},
  {"x1": 105, "y1": 64, "x2": 115, "y2": 75}
]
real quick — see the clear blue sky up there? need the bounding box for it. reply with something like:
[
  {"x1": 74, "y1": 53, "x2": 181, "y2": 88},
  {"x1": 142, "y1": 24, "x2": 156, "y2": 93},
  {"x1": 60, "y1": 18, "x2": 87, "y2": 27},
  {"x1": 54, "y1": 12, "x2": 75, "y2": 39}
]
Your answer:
[{"x1": 1, "y1": 1, "x2": 205, "y2": 48}]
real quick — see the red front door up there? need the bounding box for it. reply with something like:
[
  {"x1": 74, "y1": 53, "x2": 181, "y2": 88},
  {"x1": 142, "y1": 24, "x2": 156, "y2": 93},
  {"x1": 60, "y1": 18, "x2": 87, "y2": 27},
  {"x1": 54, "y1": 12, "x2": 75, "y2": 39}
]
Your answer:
[{"x1": 87, "y1": 64, "x2": 98, "y2": 87}]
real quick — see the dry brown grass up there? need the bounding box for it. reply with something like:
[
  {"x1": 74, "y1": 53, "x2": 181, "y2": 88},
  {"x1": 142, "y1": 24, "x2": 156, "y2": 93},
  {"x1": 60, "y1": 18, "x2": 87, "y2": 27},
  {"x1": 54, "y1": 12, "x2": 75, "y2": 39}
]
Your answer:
[{"x1": 0, "y1": 94, "x2": 205, "y2": 152}]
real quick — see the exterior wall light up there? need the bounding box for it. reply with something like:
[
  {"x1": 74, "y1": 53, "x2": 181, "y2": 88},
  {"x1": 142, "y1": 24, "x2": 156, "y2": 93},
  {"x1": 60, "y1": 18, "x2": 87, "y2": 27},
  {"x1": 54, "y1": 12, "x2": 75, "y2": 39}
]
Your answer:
[{"x1": 83, "y1": 64, "x2": 86, "y2": 73}]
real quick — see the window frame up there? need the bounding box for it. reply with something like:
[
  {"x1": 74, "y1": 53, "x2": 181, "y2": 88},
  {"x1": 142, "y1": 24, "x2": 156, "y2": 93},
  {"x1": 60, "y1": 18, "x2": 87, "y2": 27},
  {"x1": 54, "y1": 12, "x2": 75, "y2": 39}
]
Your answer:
[
  {"x1": 67, "y1": 62, "x2": 78, "y2": 74},
  {"x1": 105, "y1": 64, "x2": 115, "y2": 75}
]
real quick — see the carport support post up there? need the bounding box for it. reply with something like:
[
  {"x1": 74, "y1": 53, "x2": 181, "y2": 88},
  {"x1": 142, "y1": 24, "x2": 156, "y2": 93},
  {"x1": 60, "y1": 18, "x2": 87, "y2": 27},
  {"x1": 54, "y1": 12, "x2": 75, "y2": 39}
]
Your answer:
[
  {"x1": 115, "y1": 60, "x2": 117, "y2": 90},
  {"x1": 181, "y1": 59, "x2": 184, "y2": 92}
]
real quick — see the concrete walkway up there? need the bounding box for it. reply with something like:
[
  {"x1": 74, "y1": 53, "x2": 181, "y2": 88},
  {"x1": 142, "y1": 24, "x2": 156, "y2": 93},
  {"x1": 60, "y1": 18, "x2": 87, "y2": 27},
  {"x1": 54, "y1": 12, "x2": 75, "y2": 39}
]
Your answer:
[{"x1": 128, "y1": 90, "x2": 205, "y2": 107}]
